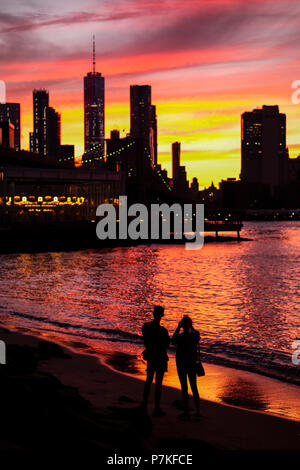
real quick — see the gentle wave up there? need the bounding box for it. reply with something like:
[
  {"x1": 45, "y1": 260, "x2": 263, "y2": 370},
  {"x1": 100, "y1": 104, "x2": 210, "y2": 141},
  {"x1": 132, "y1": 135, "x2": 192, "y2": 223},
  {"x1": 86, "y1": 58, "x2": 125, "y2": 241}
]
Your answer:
[
  {"x1": 2, "y1": 308, "x2": 300, "y2": 386},
  {"x1": 1, "y1": 309, "x2": 142, "y2": 342},
  {"x1": 0, "y1": 222, "x2": 299, "y2": 389}
]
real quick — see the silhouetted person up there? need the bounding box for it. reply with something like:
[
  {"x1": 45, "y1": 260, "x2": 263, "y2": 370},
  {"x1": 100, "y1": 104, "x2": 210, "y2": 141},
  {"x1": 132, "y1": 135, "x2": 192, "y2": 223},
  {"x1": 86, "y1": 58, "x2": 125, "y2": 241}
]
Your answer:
[
  {"x1": 141, "y1": 306, "x2": 170, "y2": 416},
  {"x1": 172, "y1": 315, "x2": 200, "y2": 419}
]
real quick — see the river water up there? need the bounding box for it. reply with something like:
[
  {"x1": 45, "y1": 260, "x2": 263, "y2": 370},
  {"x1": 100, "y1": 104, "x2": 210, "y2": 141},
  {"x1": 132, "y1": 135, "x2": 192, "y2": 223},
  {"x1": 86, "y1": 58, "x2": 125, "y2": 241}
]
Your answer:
[{"x1": 0, "y1": 221, "x2": 299, "y2": 419}]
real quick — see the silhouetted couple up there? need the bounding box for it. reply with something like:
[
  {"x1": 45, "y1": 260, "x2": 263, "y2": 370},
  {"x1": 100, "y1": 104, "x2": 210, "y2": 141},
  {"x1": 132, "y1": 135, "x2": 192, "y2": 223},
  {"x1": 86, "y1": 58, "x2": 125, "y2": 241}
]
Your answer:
[{"x1": 141, "y1": 305, "x2": 200, "y2": 419}]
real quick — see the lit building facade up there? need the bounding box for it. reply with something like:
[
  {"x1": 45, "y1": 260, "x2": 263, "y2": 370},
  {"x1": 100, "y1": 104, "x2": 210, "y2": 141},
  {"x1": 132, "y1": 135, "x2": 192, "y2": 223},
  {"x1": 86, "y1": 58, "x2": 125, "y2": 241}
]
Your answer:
[
  {"x1": 83, "y1": 39, "x2": 105, "y2": 166},
  {"x1": 241, "y1": 105, "x2": 289, "y2": 188},
  {"x1": 0, "y1": 165, "x2": 123, "y2": 224},
  {"x1": 30, "y1": 89, "x2": 61, "y2": 160},
  {"x1": 31, "y1": 89, "x2": 49, "y2": 156}
]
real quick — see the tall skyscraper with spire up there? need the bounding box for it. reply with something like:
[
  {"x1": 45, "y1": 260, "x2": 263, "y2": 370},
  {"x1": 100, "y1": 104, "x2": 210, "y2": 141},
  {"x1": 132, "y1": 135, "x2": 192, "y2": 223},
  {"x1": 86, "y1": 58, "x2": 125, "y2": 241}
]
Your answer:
[{"x1": 83, "y1": 36, "x2": 105, "y2": 166}]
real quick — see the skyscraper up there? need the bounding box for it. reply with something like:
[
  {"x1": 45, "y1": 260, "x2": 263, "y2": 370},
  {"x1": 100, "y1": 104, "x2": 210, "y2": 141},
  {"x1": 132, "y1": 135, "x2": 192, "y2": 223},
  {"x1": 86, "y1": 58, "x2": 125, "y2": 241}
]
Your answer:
[
  {"x1": 241, "y1": 105, "x2": 289, "y2": 188},
  {"x1": 60, "y1": 144, "x2": 75, "y2": 165},
  {"x1": 0, "y1": 121, "x2": 14, "y2": 148},
  {"x1": 150, "y1": 105, "x2": 158, "y2": 166},
  {"x1": 172, "y1": 141, "x2": 181, "y2": 181},
  {"x1": 45, "y1": 106, "x2": 61, "y2": 158},
  {"x1": 110, "y1": 129, "x2": 120, "y2": 140},
  {"x1": 30, "y1": 89, "x2": 61, "y2": 159},
  {"x1": 31, "y1": 89, "x2": 49, "y2": 155},
  {"x1": 83, "y1": 36, "x2": 105, "y2": 165},
  {"x1": 190, "y1": 177, "x2": 199, "y2": 201},
  {"x1": 130, "y1": 85, "x2": 157, "y2": 166},
  {"x1": 171, "y1": 142, "x2": 189, "y2": 194},
  {"x1": 0, "y1": 102, "x2": 21, "y2": 150}
]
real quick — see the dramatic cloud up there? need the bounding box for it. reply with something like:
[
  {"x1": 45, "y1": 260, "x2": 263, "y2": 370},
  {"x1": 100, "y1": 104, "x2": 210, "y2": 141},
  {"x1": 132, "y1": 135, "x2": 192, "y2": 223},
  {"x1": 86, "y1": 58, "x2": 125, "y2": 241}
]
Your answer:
[{"x1": 1, "y1": 0, "x2": 300, "y2": 186}]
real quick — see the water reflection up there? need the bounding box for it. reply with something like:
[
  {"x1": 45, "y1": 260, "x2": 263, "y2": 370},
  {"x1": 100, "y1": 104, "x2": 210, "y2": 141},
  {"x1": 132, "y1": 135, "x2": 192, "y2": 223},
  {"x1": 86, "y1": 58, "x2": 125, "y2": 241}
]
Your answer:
[
  {"x1": 104, "y1": 351, "x2": 141, "y2": 375},
  {"x1": 0, "y1": 222, "x2": 299, "y2": 419},
  {"x1": 218, "y1": 377, "x2": 268, "y2": 411}
]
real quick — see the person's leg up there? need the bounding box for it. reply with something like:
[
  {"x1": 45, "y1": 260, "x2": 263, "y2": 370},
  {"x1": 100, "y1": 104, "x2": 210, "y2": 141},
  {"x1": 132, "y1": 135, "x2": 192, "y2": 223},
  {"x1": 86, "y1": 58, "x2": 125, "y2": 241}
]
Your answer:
[
  {"x1": 154, "y1": 368, "x2": 165, "y2": 413},
  {"x1": 143, "y1": 364, "x2": 155, "y2": 408},
  {"x1": 177, "y1": 365, "x2": 189, "y2": 414},
  {"x1": 188, "y1": 370, "x2": 200, "y2": 415}
]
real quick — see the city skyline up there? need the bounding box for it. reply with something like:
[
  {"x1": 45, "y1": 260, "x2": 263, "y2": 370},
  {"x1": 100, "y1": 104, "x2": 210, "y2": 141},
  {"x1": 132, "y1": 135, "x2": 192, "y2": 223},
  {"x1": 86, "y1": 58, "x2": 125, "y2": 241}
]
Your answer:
[{"x1": 2, "y1": 0, "x2": 300, "y2": 187}]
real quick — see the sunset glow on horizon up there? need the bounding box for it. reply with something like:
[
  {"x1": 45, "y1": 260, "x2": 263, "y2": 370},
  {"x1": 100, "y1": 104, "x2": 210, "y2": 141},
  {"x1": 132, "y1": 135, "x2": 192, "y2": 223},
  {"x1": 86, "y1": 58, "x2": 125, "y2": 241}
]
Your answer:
[{"x1": 2, "y1": 0, "x2": 300, "y2": 187}]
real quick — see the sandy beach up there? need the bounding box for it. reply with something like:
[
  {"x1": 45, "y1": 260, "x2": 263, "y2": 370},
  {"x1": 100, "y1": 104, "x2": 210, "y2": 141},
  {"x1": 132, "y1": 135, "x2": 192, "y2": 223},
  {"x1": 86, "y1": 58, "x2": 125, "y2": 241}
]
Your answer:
[{"x1": 1, "y1": 325, "x2": 299, "y2": 459}]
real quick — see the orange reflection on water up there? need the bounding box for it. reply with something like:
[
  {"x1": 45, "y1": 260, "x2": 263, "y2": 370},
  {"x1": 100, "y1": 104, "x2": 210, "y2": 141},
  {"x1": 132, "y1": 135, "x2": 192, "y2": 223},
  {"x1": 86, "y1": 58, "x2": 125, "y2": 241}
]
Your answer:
[{"x1": 1, "y1": 222, "x2": 300, "y2": 422}]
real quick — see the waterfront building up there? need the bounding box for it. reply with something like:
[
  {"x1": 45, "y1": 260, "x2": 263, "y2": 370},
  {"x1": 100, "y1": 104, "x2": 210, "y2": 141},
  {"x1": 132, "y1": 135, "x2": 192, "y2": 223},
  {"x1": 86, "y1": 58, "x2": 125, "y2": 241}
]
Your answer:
[{"x1": 0, "y1": 147, "x2": 123, "y2": 224}]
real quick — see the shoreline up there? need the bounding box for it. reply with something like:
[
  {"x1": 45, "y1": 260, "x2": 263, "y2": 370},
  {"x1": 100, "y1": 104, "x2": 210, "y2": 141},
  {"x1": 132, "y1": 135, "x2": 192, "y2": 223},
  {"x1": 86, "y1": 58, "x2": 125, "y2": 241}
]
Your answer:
[
  {"x1": 2, "y1": 322, "x2": 300, "y2": 421},
  {"x1": 2, "y1": 312, "x2": 299, "y2": 388},
  {"x1": 1, "y1": 325, "x2": 299, "y2": 453}
]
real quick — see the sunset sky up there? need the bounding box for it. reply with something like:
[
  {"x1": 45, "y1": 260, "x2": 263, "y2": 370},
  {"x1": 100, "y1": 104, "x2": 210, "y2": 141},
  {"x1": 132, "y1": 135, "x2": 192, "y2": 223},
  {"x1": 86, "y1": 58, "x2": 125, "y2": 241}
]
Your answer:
[{"x1": 1, "y1": 0, "x2": 300, "y2": 187}]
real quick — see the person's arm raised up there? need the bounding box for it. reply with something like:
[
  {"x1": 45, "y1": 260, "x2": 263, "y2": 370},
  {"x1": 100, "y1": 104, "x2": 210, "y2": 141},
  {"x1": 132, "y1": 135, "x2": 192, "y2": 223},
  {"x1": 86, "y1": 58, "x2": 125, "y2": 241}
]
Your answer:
[{"x1": 171, "y1": 322, "x2": 181, "y2": 344}]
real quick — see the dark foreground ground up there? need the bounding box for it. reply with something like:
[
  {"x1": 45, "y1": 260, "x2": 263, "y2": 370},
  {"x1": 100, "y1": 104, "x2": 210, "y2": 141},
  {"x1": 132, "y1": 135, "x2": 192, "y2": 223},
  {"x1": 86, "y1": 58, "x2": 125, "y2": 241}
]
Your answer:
[{"x1": 0, "y1": 326, "x2": 299, "y2": 463}]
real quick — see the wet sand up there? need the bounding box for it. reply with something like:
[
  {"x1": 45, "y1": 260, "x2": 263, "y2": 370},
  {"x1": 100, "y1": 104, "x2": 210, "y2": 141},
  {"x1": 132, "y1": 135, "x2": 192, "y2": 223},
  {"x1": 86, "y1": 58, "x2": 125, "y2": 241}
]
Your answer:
[
  {"x1": 1, "y1": 326, "x2": 299, "y2": 454},
  {"x1": 102, "y1": 348, "x2": 300, "y2": 422}
]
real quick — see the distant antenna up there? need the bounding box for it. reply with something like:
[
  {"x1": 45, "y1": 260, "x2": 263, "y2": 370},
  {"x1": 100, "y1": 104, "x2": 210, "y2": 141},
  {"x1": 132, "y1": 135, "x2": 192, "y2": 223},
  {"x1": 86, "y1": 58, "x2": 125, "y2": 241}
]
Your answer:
[{"x1": 92, "y1": 35, "x2": 96, "y2": 74}]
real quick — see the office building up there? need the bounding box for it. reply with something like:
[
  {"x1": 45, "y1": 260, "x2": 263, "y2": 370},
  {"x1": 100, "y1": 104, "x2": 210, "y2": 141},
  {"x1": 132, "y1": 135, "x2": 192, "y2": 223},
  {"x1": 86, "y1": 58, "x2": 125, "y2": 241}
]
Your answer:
[
  {"x1": 130, "y1": 85, "x2": 157, "y2": 166},
  {"x1": 241, "y1": 105, "x2": 289, "y2": 188},
  {"x1": 110, "y1": 129, "x2": 120, "y2": 140},
  {"x1": 30, "y1": 89, "x2": 61, "y2": 159},
  {"x1": 83, "y1": 36, "x2": 105, "y2": 165},
  {"x1": 0, "y1": 121, "x2": 14, "y2": 148},
  {"x1": 60, "y1": 144, "x2": 75, "y2": 164},
  {"x1": 172, "y1": 142, "x2": 181, "y2": 181},
  {"x1": 0, "y1": 103, "x2": 20, "y2": 150},
  {"x1": 31, "y1": 89, "x2": 49, "y2": 155},
  {"x1": 190, "y1": 177, "x2": 199, "y2": 200},
  {"x1": 45, "y1": 107, "x2": 61, "y2": 158},
  {"x1": 150, "y1": 105, "x2": 157, "y2": 166}
]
